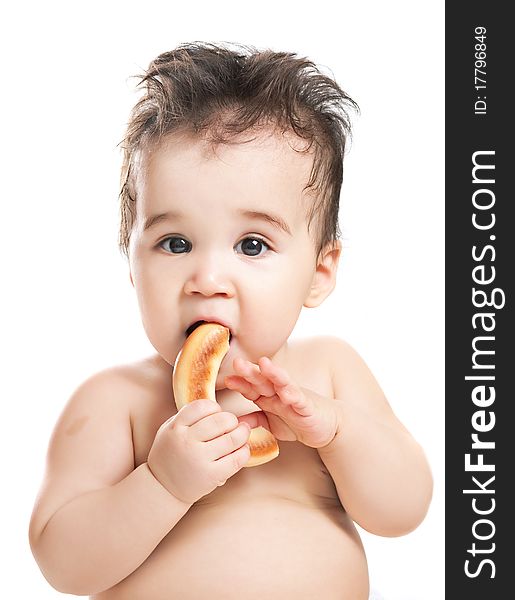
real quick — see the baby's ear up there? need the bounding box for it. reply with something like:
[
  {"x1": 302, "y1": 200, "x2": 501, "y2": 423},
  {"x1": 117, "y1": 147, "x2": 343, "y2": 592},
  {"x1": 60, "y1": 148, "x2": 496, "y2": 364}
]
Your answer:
[{"x1": 304, "y1": 241, "x2": 341, "y2": 308}]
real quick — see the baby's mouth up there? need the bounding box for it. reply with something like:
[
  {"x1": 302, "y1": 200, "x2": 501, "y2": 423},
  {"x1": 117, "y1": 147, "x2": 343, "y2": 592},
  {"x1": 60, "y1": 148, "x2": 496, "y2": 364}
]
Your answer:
[
  {"x1": 185, "y1": 320, "x2": 206, "y2": 337},
  {"x1": 185, "y1": 320, "x2": 233, "y2": 343}
]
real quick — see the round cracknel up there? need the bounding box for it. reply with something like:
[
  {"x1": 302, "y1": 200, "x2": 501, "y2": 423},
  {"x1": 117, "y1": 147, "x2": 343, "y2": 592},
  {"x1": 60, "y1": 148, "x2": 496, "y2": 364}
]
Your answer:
[
  {"x1": 185, "y1": 320, "x2": 206, "y2": 337},
  {"x1": 185, "y1": 321, "x2": 233, "y2": 343}
]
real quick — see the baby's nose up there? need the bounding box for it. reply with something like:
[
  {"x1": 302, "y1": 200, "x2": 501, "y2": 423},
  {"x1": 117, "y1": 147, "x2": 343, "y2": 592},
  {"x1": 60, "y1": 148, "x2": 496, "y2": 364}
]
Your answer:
[{"x1": 183, "y1": 257, "x2": 235, "y2": 297}]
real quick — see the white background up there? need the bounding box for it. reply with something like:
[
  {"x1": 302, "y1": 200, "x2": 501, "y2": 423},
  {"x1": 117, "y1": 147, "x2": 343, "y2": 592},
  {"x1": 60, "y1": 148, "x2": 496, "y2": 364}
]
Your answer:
[{"x1": 1, "y1": 1, "x2": 444, "y2": 598}]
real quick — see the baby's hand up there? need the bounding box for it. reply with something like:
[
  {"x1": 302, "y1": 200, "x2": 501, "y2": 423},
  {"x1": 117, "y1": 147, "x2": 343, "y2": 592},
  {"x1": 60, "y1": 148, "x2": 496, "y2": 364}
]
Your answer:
[
  {"x1": 225, "y1": 357, "x2": 339, "y2": 449},
  {"x1": 147, "y1": 400, "x2": 251, "y2": 504}
]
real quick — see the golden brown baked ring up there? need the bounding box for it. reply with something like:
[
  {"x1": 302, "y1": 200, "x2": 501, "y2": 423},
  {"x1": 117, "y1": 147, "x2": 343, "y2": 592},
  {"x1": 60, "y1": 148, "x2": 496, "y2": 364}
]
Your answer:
[{"x1": 173, "y1": 323, "x2": 279, "y2": 467}]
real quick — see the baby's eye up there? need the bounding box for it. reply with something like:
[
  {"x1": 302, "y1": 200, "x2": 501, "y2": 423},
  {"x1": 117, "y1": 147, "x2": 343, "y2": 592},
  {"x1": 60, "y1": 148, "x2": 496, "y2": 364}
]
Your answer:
[
  {"x1": 235, "y1": 237, "x2": 270, "y2": 257},
  {"x1": 159, "y1": 237, "x2": 192, "y2": 254}
]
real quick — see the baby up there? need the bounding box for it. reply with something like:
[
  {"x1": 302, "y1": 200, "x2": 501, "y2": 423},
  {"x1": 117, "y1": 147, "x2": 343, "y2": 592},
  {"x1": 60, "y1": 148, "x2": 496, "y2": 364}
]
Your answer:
[{"x1": 29, "y1": 42, "x2": 433, "y2": 599}]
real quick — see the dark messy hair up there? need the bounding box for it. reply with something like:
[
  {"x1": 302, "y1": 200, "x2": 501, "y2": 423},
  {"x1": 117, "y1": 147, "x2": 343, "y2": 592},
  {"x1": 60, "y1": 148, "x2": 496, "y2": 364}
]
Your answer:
[{"x1": 118, "y1": 41, "x2": 358, "y2": 258}]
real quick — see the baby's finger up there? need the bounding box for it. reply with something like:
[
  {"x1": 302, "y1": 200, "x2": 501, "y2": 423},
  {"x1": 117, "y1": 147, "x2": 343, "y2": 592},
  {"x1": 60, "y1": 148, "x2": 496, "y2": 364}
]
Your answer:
[
  {"x1": 257, "y1": 358, "x2": 308, "y2": 409},
  {"x1": 258, "y1": 357, "x2": 291, "y2": 387},
  {"x1": 252, "y1": 394, "x2": 282, "y2": 413},
  {"x1": 232, "y1": 358, "x2": 276, "y2": 396},
  {"x1": 190, "y1": 410, "x2": 239, "y2": 441},
  {"x1": 277, "y1": 384, "x2": 306, "y2": 407},
  {"x1": 206, "y1": 422, "x2": 251, "y2": 461},
  {"x1": 271, "y1": 387, "x2": 313, "y2": 418},
  {"x1": 225, "y1": 375, "x2": 261, "y2": 401},
  {"x1": 212, "y1": 443, "x2": 252, "y2": 485},
  {"x1": 237, "y1": 410, "x2": 270, "y2": 430},
  {"x1": 175, "y1": 399, "x2": 221, "y2": 426}
]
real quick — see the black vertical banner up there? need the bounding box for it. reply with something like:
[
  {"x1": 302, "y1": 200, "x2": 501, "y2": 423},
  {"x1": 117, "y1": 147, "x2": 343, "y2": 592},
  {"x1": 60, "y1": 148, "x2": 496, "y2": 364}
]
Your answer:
[{"x1": 446, "y1": 2, "x2": 513, "y2": 598}]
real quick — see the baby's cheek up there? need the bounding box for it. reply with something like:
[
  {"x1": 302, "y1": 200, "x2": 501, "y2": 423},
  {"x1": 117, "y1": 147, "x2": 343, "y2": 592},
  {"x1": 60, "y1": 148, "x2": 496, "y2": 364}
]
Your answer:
[
  {"x1": 138, "y1": 297, "x2": 184, "y2": 365},
  {"x1": 247, "y1": 305, "x2": 299, "y2": 354}
]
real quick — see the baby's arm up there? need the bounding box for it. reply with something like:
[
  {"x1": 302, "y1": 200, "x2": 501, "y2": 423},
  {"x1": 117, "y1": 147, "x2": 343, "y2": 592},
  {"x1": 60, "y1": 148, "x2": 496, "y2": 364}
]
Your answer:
[
  {"x1": 226, "y1": 337, "x2": 432, "y2": 536},
  {"x1": 317, "y1": 337, "x2": 433, "y2": 536},
  {"x1": 29, "y1": 369, "x2": 250, "y2": 595}
]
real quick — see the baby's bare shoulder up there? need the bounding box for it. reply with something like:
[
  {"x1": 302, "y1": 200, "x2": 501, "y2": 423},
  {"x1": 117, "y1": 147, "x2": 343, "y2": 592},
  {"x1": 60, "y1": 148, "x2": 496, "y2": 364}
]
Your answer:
[
  {"x1": 285, "y1": 336, "x2": 354, "y2": 396},
  {"x1": 289, "y1": 335, "x2": 357, "y2": 369},
  {"x1": 47, "y1": 359, "x2": 158, "y2": 460},
  {"x1": 69, "y1": 354, "x2": 171, "y2": 407},
  {"x1": 290, "y1": 335, "x2": 386, "y2": 404},
  {"x1": 45, "y1": 355, "x2": 170, "y2": 482}
]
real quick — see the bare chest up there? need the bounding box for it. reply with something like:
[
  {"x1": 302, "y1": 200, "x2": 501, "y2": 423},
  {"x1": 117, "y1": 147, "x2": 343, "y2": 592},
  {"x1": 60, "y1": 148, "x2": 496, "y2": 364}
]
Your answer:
[{"x1": 96, "y1": 349, "x2": 369, "y2": 600}]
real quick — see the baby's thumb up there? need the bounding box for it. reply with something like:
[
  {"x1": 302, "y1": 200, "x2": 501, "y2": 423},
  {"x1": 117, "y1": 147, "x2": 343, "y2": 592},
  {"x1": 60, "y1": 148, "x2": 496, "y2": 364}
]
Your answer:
[{"x1": 237, "y1": 410, "x2": 270, "y2": 431}]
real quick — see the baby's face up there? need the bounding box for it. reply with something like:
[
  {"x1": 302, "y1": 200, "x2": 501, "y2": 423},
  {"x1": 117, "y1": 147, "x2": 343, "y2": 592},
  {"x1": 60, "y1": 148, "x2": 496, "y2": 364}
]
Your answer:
[{"x1": 128, "y1": 129, "x2": 325, "y2": 383}]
